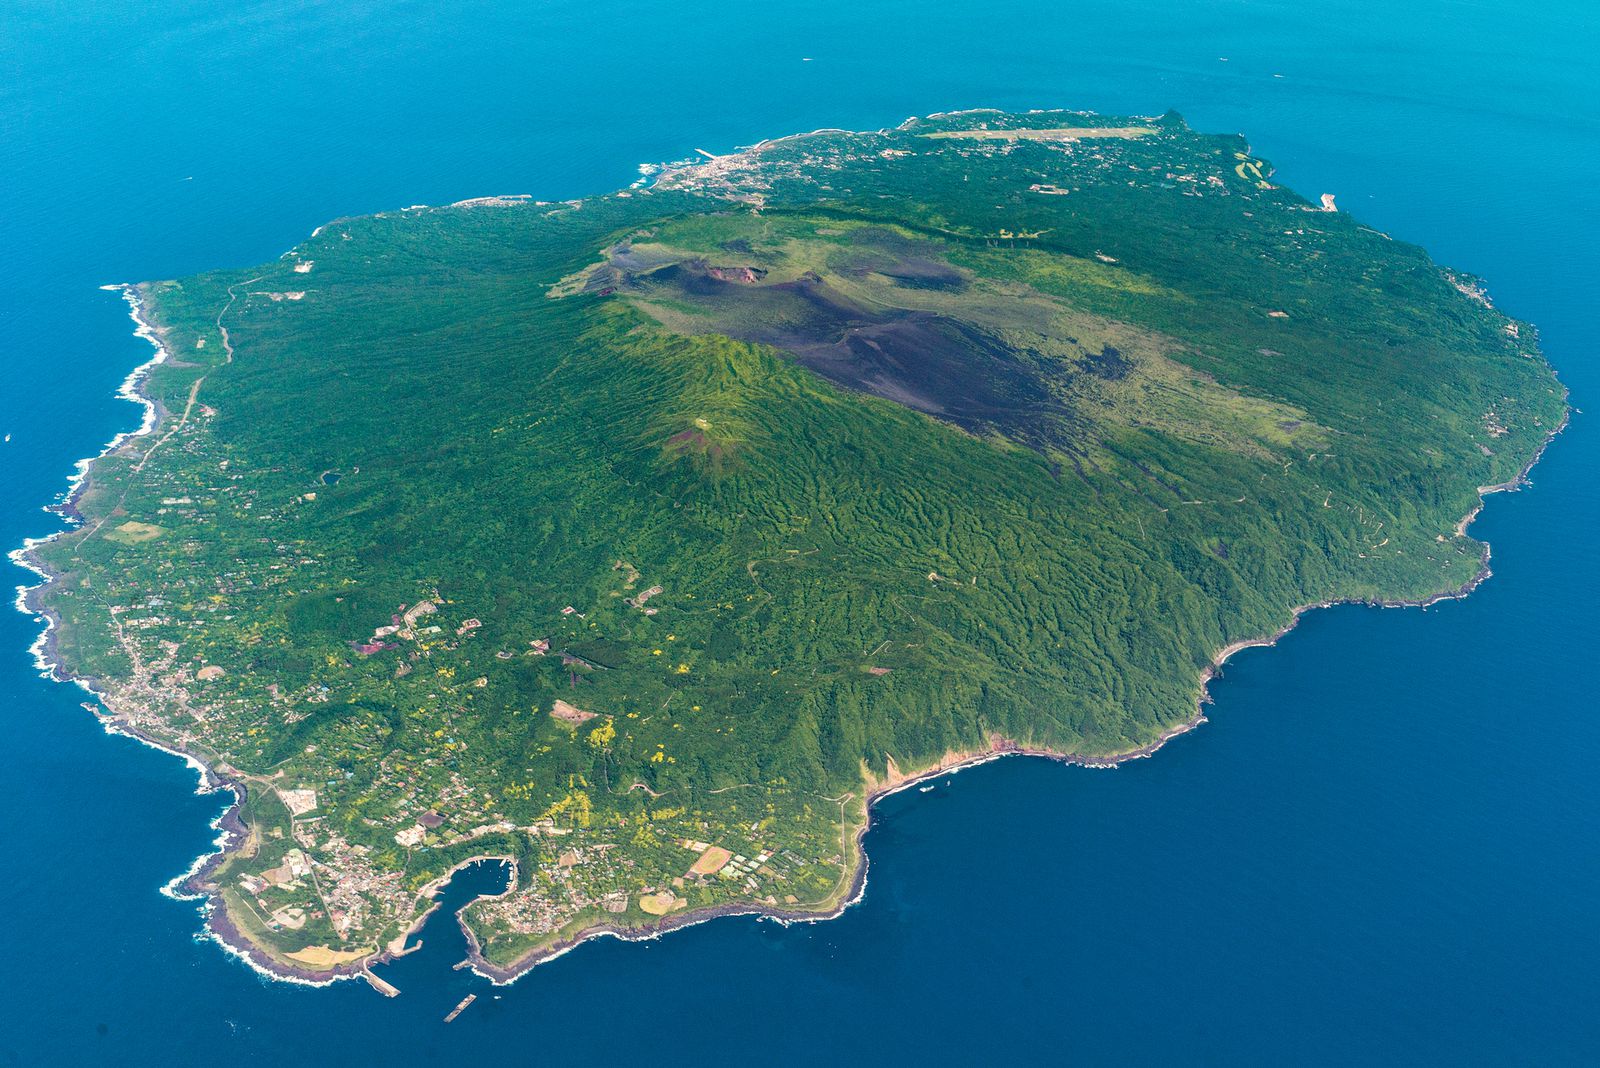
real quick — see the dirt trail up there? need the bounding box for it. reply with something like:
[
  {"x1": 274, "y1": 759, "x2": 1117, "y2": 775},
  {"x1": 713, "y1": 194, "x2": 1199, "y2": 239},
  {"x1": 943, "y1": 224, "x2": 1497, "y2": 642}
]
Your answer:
[{"x1": 133, "y1": 277, "x2": 256, "y2": 475}]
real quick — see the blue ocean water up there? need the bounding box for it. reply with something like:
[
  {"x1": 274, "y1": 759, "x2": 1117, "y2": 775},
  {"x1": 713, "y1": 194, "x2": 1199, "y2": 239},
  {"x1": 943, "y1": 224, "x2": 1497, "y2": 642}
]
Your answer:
[{"x1": 2, "y1": 0, "x2": 1597, "y2": 1061}]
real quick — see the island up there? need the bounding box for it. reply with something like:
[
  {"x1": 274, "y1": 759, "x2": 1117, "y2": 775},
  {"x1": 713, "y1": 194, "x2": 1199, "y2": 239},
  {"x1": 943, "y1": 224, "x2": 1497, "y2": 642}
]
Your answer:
[{"x1": 17, "y1": 109, "x2": 1566, "y2": 986}]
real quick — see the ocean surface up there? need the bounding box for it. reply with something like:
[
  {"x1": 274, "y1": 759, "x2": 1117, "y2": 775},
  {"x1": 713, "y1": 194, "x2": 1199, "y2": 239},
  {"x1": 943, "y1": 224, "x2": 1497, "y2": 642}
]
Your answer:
[{"x1": 2, "y1": 0, "x2": 1597, "y2": 1061}]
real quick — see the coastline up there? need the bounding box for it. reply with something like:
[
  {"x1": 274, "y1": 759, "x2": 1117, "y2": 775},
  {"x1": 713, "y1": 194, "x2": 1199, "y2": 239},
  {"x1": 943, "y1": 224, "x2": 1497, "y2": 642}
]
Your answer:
[
  {"x1": 460, "y1": 712, "x2": 1209, "y2": 985},
  {"x1": 460, "y1": 405, "x2": 1573, "y2": 986},
  {"x1": 6, "y1": 285, "x2": 373, "y2": 989},
  {"x1": 10, "y1": 235, "x2": 1571, "y2": 993},
  {"x1": 10, "y1": 285, "x2": 166, "y2": 643}
]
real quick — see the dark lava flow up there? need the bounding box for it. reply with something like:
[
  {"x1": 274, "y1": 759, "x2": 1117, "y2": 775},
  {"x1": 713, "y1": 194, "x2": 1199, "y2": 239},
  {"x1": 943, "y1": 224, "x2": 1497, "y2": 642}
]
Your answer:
[{"x1": 629, "y1": 259, "x2": 1123, "y2": 450}]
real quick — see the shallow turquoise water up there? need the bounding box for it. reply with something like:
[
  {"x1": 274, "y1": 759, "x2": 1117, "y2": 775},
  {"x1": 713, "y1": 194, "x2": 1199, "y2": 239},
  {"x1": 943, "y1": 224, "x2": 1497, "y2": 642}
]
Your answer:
[{"x1": 2, "y1": 1, "x2": 1597, "y2": 1061}]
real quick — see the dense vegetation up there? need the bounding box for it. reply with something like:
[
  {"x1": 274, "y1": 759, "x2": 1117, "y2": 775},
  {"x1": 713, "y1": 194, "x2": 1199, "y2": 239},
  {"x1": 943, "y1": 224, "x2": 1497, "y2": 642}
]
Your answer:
[{"x1": 29, "y1": 110, "x2": 1565, "y2": 977}]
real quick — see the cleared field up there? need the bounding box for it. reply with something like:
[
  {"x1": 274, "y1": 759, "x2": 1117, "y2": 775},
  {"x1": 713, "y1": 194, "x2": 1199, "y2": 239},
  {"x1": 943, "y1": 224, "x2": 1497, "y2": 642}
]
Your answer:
[
  {"x1": 922, "y1": 126, "x2": 1154, "y2": 141},
  {"x1": 285, "y1": 944, "x2": 373, "y2": 968},
  {"x1": 689, "y1": 845, "x2": 733, "y2": 876},
  {"x1": 549, "y1": 699, "x2": 598, "y2": 725},
  {"x1": 638, "y1": 892, "x2": 681, "y2": 916},
  {"x1": 106, "y1": 521, "x2": 164, "y2": 544}
]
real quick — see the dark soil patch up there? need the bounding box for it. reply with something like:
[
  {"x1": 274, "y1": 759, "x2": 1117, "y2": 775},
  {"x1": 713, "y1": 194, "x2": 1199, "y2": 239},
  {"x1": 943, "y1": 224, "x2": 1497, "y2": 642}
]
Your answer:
[
  {"x1": 631, "y1": 262, "x2": 1081, "y2": 448},
  {"x1": 1079, "y1": 344, "x2": 1132, "y2": 380}
]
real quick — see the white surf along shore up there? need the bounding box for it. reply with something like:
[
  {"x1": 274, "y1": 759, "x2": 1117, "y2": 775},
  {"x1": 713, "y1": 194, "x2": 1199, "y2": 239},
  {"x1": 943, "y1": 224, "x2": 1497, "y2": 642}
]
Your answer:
[{"x1": 6, "y1": 285, "x2": 361, "y2": 990}]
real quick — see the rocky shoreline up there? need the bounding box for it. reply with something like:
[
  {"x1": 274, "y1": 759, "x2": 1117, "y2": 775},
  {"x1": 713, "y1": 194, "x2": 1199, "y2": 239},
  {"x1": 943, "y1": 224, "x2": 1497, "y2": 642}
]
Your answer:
[
  {"x1": 453, "y1": 405, "x2": 1574, "y2": 986},
  {"x1": 6, "y1": 286, "x2": 373, "y2": 988},
  {"x1": 461, "y1": 715, "x2": 1211, "y2": 984}
]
